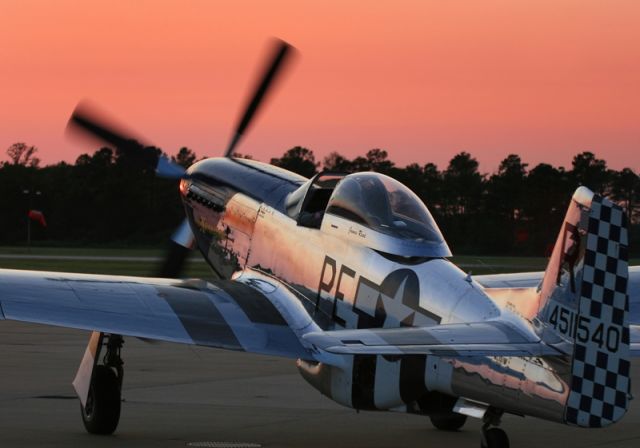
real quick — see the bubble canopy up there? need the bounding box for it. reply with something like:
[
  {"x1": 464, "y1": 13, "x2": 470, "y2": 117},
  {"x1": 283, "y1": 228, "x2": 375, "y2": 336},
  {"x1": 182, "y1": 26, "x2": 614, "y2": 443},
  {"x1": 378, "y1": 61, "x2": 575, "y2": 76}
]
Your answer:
[{"x1": 325, "y1": 173, "x2": 451, "y2": 257}]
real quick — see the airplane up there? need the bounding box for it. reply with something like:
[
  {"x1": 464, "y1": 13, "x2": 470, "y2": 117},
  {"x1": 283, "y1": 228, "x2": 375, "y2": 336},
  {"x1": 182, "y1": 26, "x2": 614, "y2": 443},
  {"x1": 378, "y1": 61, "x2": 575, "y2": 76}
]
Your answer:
[{"x1": 0, "y1": 39, "x2": 639, "y2": 448}]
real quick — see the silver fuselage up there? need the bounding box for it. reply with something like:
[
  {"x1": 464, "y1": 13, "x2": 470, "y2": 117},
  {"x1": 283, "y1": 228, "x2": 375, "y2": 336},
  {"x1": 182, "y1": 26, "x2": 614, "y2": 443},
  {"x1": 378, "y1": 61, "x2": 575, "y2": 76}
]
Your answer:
[{"x1": 181, "y1": 157, "x2": 571, "y2": 423}]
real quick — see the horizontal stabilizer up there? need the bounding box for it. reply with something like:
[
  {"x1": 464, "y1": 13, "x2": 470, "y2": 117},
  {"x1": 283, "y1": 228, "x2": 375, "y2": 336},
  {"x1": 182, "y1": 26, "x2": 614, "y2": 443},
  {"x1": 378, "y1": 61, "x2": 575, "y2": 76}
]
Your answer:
[{"x1": 304, "y1": 321, "x2": 561, "y2": 356}]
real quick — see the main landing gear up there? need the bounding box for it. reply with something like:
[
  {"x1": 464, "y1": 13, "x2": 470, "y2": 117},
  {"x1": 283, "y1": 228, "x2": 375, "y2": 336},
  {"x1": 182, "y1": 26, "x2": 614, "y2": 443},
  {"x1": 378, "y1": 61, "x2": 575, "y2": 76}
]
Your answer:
[
  {"x1": 430, "y1": 407, "x2": 509, "y2": 448},
  {"x1": 480, "y1": 409, "x2": 509, "y2": 448},
  {"x1": 80, "y1": 334, "x2": 124, "y2": 435}
]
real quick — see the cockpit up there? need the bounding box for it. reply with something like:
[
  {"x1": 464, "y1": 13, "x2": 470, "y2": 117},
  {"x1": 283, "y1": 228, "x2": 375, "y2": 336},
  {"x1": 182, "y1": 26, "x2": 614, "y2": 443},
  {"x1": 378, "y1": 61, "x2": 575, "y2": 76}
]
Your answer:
[
  {"x1": 327, "y1": 173, "x2": 444, "y2": 241},
  {"x1": 286, "y1": 172, "x2": 451, "y2": 258}
]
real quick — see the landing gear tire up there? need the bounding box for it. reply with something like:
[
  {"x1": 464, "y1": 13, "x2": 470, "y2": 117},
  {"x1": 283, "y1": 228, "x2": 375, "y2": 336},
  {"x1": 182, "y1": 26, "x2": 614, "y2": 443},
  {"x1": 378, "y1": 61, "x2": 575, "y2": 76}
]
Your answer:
[
  {"x1": 430, "y1": 413, "x2": 467, "y2": 431},
  {"x1": 481, "y1": 427, "x2": 509, "y2": 448},
  {"x1": 81, "y1": 365, "x2": 121, "y2": 435}
]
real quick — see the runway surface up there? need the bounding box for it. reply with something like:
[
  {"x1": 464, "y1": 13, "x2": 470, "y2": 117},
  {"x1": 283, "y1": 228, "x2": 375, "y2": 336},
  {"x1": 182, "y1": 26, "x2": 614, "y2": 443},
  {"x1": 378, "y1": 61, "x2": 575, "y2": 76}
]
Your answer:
[{"x1": 1, "y1": 320, "x2": 639, "y2": 448}]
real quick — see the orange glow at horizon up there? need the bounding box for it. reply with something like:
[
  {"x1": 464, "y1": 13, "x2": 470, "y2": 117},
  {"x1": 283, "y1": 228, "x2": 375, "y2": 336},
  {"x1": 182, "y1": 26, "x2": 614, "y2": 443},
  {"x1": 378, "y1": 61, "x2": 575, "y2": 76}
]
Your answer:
[{"x1": 1, "y1": 0, "x2": 639, "y2": 173}]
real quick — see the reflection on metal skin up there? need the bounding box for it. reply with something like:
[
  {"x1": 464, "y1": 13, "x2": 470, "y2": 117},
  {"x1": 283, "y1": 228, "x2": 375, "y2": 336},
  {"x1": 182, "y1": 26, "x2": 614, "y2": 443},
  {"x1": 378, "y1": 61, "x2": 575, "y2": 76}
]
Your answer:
[
  {"x1": 448, "y1": 356, "x2": 569, "y2": 423},
  {"x1": 181, "y1": 158, "x2": 589, "y2": 423}
]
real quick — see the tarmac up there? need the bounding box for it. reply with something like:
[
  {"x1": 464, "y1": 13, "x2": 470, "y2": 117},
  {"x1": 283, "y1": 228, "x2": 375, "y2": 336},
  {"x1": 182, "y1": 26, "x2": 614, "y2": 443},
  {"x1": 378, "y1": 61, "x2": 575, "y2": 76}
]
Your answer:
[{"x1": 1, "y1": 320, "x2": 639, "y2": 448}]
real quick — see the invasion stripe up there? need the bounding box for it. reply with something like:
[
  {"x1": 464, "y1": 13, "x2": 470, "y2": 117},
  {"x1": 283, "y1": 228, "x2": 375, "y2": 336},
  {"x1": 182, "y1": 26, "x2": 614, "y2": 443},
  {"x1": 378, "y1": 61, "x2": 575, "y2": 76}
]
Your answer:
[
  {"x1": 212, "y1": 281, "x2": 287, "y2": 325},
  {"x1": 400, "y1": 355, "x2": 428, "y2": 404},
  {"x1": 157, "y1": 285, "x2": 241, "y2": 348},
  {"x1": 351, "y1": 354, "x2": 377, "y2": 410}
]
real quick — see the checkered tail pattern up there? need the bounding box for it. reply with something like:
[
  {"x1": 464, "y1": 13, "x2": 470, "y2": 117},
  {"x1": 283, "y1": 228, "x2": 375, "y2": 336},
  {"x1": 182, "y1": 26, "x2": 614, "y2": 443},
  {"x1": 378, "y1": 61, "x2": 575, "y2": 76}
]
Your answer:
[{"x1": 564, "y1": 194, "x2": 631, "y2": 428}]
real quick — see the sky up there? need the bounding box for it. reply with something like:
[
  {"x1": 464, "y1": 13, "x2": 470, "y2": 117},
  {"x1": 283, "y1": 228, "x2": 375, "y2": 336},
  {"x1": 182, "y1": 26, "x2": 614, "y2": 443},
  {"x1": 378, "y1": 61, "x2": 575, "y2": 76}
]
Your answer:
[{"x1": 1, "y1": 0, "x2": 639, "y2": 173}]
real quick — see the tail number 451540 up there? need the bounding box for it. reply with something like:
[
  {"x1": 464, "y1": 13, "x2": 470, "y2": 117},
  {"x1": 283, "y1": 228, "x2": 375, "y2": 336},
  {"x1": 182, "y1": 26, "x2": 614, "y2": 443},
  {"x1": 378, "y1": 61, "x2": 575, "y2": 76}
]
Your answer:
[{"x1": 548, "y1": 304, "x2": 621, "y2": 353}]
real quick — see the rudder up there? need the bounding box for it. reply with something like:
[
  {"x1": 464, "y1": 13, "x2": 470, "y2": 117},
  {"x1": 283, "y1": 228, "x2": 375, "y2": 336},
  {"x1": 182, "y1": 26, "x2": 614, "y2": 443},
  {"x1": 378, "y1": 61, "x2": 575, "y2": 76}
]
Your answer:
[{"x1": 537, "y1": 187, "x2": 631, "y2": 427}]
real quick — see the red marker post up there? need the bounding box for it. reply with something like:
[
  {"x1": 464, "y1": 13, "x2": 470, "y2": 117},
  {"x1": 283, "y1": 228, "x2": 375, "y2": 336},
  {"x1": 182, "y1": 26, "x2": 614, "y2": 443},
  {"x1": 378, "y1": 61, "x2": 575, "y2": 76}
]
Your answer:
[{"x1": 26, "y1": 209, "x2": 47, "y2": 250}]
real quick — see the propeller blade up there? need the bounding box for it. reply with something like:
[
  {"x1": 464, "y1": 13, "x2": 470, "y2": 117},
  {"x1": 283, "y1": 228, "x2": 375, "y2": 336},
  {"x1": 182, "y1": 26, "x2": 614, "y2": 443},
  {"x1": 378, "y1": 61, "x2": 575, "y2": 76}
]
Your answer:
[
  {"x1": 224, "y1": 39, "x2": 296, "y2": 158},
  {"x1": 157, "y1": 218, "x2": 195, "y2": 278},
  {"x1": 67, "y1": 101, "x2": 163, "y2": 172},
  {"x1": 156, "y1": 155, "x2": 188, "y2": 179},
  {"x1": 67, "y1": 101, "x2": 147, "y2": 151}
]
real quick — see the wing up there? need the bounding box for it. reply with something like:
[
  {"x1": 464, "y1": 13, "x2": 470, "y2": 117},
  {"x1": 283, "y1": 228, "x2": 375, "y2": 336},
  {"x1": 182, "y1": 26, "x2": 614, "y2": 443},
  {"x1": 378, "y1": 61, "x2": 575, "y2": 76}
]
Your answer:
[
  {"x1": 303, "y1": 320, "x2": 562, "y2": 356},
  {"x1": 0, "y1": 268, "x2": 317, "y2": 360}
]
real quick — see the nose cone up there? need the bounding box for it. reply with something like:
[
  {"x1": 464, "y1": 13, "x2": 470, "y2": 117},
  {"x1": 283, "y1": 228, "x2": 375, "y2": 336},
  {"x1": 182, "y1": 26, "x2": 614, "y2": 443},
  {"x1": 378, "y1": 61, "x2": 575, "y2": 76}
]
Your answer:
[{"x1": 417, "y1": 259, "x2": 500, "y2": 324}]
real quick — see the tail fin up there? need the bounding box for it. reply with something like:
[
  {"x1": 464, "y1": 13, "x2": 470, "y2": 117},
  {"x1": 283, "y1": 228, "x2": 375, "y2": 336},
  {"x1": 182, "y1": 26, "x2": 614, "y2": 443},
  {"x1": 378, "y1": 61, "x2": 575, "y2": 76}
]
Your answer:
[{"x1": 537, "y1": 186, "x2": 631, "y2": 427}]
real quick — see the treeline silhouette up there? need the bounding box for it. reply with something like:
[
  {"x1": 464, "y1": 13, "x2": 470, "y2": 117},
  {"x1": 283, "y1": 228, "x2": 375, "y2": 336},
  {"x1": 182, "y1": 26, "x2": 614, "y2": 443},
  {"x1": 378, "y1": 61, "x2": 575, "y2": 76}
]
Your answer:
[{"x1": 1, "y1": 143, "x2": 638, "y2": 256}]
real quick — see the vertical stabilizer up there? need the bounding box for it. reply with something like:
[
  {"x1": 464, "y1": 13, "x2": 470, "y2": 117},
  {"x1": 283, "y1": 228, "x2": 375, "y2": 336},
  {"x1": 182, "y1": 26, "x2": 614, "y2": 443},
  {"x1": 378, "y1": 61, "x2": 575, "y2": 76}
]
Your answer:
[{"x1": 537, "y1": 187, "x2": 631, "y2": 427}]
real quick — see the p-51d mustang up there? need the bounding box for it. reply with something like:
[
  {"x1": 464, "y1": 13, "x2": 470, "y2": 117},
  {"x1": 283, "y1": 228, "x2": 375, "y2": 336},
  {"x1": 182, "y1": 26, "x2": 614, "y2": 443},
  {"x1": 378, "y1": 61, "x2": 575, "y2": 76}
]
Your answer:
[{"x1": 1, "y1": 40, "x2": 638, "y2": 448}]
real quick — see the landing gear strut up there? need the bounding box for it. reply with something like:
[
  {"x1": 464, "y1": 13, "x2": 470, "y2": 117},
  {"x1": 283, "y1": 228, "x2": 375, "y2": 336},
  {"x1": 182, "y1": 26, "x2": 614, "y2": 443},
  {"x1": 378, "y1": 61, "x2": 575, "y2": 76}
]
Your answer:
[
  {"x1": 80, "y1": 334, "x2": 124, "y2": 435},
  {"x1": 480, "y1": 408, "x2": 509, "y2": 448}
]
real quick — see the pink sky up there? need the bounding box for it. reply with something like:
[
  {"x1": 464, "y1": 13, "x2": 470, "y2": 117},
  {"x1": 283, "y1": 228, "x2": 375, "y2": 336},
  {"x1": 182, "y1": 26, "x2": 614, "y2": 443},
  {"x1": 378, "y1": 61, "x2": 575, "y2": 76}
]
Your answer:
[{"x1": 1, "y1": 0, "x2": 639, "y2": 173}]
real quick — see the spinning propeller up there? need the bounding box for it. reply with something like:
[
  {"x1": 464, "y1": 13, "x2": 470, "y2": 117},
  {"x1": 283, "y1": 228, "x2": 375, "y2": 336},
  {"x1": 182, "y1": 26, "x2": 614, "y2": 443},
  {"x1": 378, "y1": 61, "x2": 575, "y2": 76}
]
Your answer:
[
  {"x1": 66, "y1": 38, "x2": 296, "y2": 278},
  {"x1": 224, "y1": 39, "x2": 294, "y2": 158}
]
